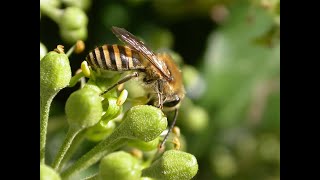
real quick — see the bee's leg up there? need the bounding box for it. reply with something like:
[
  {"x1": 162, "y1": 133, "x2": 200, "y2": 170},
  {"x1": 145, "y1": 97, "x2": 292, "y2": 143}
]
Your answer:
[
  {"x1": 157, "y1": 93, "x2": 163, "y2": 109},
  {"x1": 100, "y1": 72, "x2": 139, "y2": 96},
  {"x1": 157, "y1": 80, "x2": 164, "y2": 109},
  {"x1": 160, "y1": 108, "x2": 179, "y2": 148}
]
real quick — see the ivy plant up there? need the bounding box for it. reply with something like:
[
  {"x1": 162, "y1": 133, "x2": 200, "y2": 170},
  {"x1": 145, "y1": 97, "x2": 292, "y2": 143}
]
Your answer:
[{"x1": 40, "y1": 1, "x2": 199, "y2": 179}]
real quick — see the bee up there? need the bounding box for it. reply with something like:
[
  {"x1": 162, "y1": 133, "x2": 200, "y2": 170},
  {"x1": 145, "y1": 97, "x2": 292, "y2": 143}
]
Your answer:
[{"x1": 85, "y1": 26, "x2": 185, "y2": 147}]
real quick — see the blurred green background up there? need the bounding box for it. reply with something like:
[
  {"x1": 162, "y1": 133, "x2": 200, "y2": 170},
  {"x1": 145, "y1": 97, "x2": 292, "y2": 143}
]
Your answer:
[{"x1": 41, "y1": 0, "x2": 280, "y2": 179}]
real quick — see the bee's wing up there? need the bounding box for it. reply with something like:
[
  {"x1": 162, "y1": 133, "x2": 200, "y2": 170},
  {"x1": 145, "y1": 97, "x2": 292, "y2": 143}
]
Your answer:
[{"x1": 111, "y1": 26, "x2": 172, "y2": 81}]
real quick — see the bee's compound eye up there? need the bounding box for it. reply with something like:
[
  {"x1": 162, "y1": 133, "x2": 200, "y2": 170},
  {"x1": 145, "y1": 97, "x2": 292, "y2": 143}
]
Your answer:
[{"x1": 163, "y1": 97, "x2": 180, "y2": 108}]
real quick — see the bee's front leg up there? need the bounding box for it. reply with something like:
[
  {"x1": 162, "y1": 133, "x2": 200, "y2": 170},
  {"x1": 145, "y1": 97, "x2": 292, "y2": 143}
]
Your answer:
[
  {"x1": 156, "y1": 80, "x2": 164, "y2": 109},
  {"x1": 157, "y1": 92, "x2": 163, "y2": 109}
]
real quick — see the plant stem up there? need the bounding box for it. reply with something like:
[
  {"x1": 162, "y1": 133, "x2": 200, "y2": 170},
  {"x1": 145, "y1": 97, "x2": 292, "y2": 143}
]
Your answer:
[
  {"x1": 69, "y1": 71, "x2": 85, "y2": 87},
  {"x1": 58, "y1": 129, "x2": 86, "y2": 172},
  {"x1": 40, "y1": 93, "x2": 56, "y2": 163},
  {"x1": 83, "y1": 174, "x2": 98, "y2": 180},
  {"x1": 143, "y1": 149, "x2": 162, "y2": 168},
  {"x1": 61, "y1": 133, "x2": 127, "y2": 179},
  {"x1": 66, "y1": 45, "x2": 75, "y2": 57},
  {"x1": 52, "y1": 127, "x2": 82, "y2": 170},
  {"x1": 40, "y1": 3, "x2": 63, "y2": 24}
]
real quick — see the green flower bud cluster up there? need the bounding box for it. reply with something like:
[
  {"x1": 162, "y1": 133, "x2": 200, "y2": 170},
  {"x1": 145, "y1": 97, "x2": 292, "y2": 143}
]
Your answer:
[
  {"x1": 40, "y1": 0, "x2": 89, "y2": 44},
  {"x1": 40, "y1": 42, "x2": 199, "y2": 180},
  {"x1": 97, "y1": 150, "x2": 198, "y2": 180}
]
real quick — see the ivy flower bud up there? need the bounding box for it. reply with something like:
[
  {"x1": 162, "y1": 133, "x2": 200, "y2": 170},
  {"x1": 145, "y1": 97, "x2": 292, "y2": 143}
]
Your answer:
[
  {"x1": 98, "y1": 151, "x2": 141, "y2": 180},
  {"x1": 61, "y1": 105, "x2": 167, "y2": 178},
  {"x1": 65, "y1": 88, "x2": 103, "y2": 129},
  {"x1": 60, "y1": 26, "x2": 87, "y2": 44},
  {"x1": 120, "y1": 105, "x2": 167, "y2": 141},
  {"x1": 182, "y1": 106, "x2": 208, "y2": 133},
  {"x1": 142, "y1": 150, "x2": 198, "y2": 180},
  {"x1": 40, "y1": 164, "x2": 61, "y2": 180},
  {"x1": 40, "y1": 50, "x2": 71, "y2": 96},
  {"x1": 182, "y1": 65, "x2": 205, "y2": 99},
  {"x1": 59, "y1": 7, "x2": 88, "y2": 30}
]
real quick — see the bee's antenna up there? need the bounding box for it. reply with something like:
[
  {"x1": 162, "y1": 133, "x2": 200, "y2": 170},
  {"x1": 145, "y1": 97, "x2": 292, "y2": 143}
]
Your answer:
[{"x1": 160, "y1": 108, "x2": 179, "y2": 148}]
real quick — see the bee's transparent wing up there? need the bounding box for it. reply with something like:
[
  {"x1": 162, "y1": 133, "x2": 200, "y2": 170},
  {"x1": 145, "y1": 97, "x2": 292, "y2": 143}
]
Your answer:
[{"x1": 111, "y1": 26, "x2": 172, "y2": 81}]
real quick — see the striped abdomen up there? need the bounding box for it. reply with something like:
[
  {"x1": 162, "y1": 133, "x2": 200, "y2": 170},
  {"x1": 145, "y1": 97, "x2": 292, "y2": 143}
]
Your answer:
[{"x1": 86, "y1": 44, "x2": 145, "y2": 71}]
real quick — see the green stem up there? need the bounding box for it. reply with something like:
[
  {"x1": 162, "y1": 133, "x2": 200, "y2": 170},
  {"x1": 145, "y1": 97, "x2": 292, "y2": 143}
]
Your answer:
[
  {"x1": 40, "y1": 3, "x2": 63, "y2": 24},
  {"x1": 83, "y1": 174, "x2": 98, "y2": 180},
  {"x1": 58, "y1": 129, "x2": 86, "y2": 172},
  {"x1": 66, "y1": 45, "x2": 75, "y2": 57},
  {"x1": 40, "y1": 93, "x2": 56, "y2": 163},
  {"x1": 69, "y1": 72, "x2": 85, "y2": 87},
  {"x1": 52, "y1": 127, "x2": 82, "y2": 170},
  {"x1": 61, "y1": 132, "x2": 127, "y2": 179},
  {"x1": 143, "y1": 149, "x2": 162, "y2": 168}
]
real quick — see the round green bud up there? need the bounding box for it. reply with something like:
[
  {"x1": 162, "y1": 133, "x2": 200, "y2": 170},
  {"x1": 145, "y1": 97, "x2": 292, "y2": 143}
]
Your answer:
[
  {"x1": 182, "y1": 65, "x2": 199, "y2": 89},
  {"x1": 62, "y1": 0, "x2": 92, "y2": 11},
  {"x1": 128, "y1": 137, "x2": 160, "y2": 151},
  {"x1": 181, "y1": 106, "x2": 208, "y2": 133},
  {"x1": 148, "y1": 28, "x2": 173, "y2": 50},
  {"x1": 40, "y1": 164, "x2": 61, "y2": 180},
  {"x1": 85, "y1": 120, "x2": 116, "y2": 142},
  {"x1": 257, "y1": 134, "x2": 280, "y2": 163},
  {"x1": 182, "y1": 65, "x2": 205, "y2": 99},
  {"x1": 82, "y1": 83, "x2": 102, "y2": 95},
  {"x1": 210, "y1": 147, "x2": 237, "y2": 178},
  {"x1": 101, "y1": 4, "x2": 129, "y2": 28},
  {"x1": 65, "y1": 88, "x2": 103, "y2": 129},
  {"x1": 40, "y1": 51, "x2": 71, "y2": 95},
  {"x1": 59, "y1": 7, "x2": 88, "y2": 30},
  {"x1": 167, "y1": 51, "x2": 183, "y2": 66},
  {"x1": 142, "y1": 150, "x2": 198, "y2": 180},
  {"x1": 99, "y1": 151, "x2": 141, "y2": 180},
  {"x1": 60, "y1": 26, "x2": 87, "y2": 45},
  {"x1": 40, "y1": 42, "x2": 47, "y2": 60},
  {"x1": 121, "y1": 105, "x2": 167, "y2": 142}
]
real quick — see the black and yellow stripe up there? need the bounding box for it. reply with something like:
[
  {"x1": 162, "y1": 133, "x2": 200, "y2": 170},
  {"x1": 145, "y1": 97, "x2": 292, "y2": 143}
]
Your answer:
[{"x1": 86, "y1": 44, "x2": 144, "y2": 71}]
